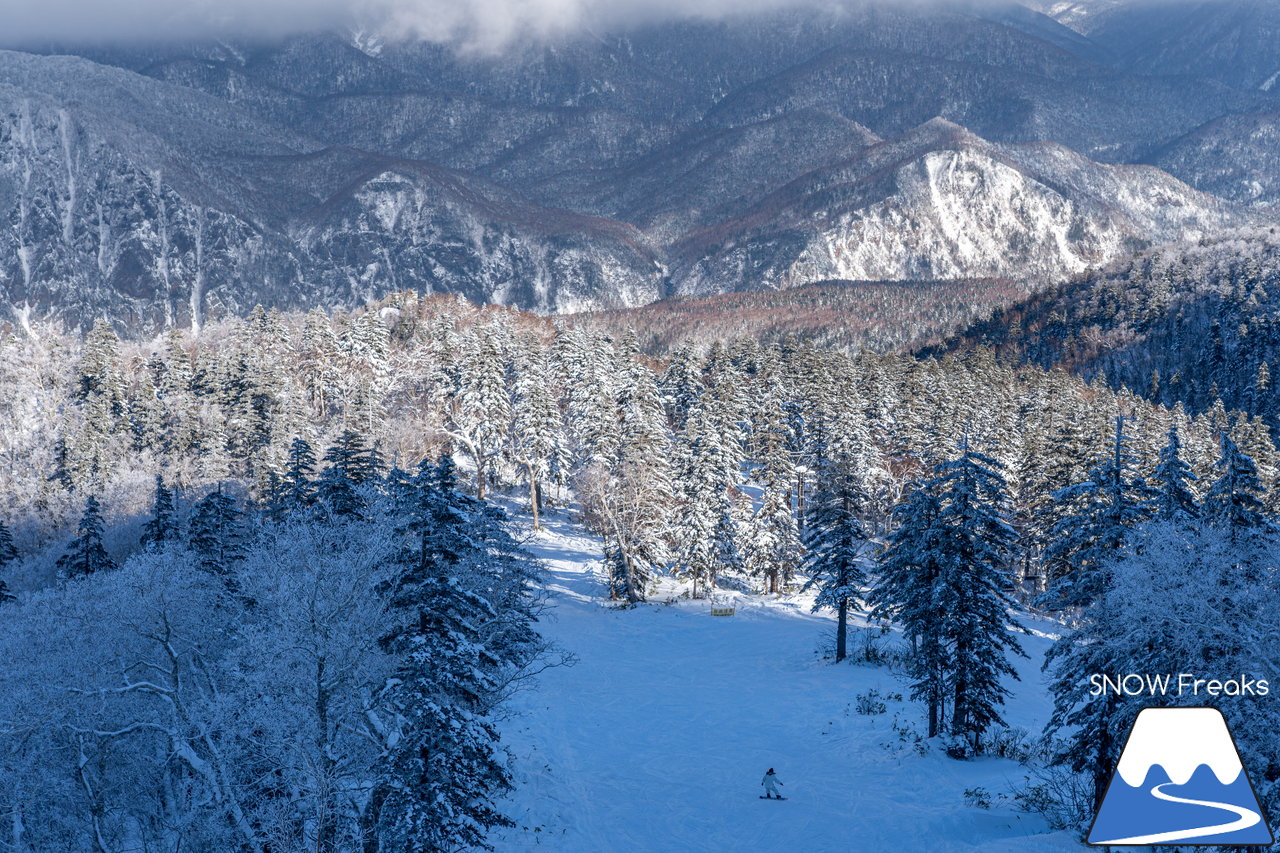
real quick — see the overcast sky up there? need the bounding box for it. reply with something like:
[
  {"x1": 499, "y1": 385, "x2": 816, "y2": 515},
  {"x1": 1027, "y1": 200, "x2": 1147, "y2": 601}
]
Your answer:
[{"x1": 0, "y1": 0, "x2": 832, "y2": 52}]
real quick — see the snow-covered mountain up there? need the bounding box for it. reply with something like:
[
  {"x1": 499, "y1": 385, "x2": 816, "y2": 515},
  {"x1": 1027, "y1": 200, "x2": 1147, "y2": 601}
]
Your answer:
[
  {"x1": 2, "y1": 1, "x2": 1279, "y2": 331},
  {"x1": 0, "y1": 51, "x2": 665, "y2": 331},
  {"x1": 669, "y1": 119, "x2": 1246, "y2": 296},
  {"x1": 1148, "y1": 111, "x2": 1280, "y2": 207}
]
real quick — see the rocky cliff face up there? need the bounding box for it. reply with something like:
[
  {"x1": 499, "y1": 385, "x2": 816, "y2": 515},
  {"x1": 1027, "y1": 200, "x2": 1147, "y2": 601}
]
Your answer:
[{"x1": 0, "y1": 52, "x2": 664, "y2": 331}]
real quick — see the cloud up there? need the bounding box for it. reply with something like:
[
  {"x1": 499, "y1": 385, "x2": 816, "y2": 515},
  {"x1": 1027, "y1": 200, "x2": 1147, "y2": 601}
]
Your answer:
[{"x1": 0, "y1": 0, "x2": 827, "y2": 52}]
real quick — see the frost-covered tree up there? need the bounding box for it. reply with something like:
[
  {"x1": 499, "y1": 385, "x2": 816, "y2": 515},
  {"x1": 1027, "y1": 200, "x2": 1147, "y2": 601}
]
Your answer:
[
  {"x1": 580, "y1": 350, "x2": 674, "y2": 603},
  {"x1": 510, "y1": 345, "x2": 564, "y2": 529},
  {"x1": 0, "y1": 519, "x2": 16, "y2": 568},
  {"x1": 746, "y1": 376, "x2": 802, "y2": 594},
  {"x1": 0, "y1": 520, "x2": 15, "y2": 602},
  {"x1": 449, "y1": 327, "x2": 511, "y2": 500},
  {"x1": 272, "y1": 436, "x2": 318, "y2": 517},
  {"x1": 1043, "y1": 416, "x2": 1155, "y2": 607},
  {"x1": 676, "y1": 401, "x2": 743, "y2": 597},
  {"x1": 57, "y1": 495, "x2": 117, "y2": 579},
  {"x1": 1204, "y1": 432, "x2": 1269, "y2": 539},
  {"x1": 803, "y1": 420, "x2": 870, "y2": 662},
  {"x1": 140, "y1": 474, "x2": 177, "y2": 550},
  {"x1": 660, "y1": 344, "x2": 703, "y2": 433},
  {"x1": 372, "y1": 456, "x2": 537, "y2": 852},
  {"x1": 188, "y1": 488, "x2": 247, "y2": 596},
  {"x1": 874, "y1": 446, "x2": 1024, "y2": 748},
  {"x1": 1045, "y1": 520, "x2": 1280, "y2": 822},
  {"x1": 930, "y1": 447, "x2": 1025, "y2": 751},
  {"x1": 555, "y1": 326, "x2": 621, "y2": 467},
  {"x1": 874, "y1": 483, "x2": 949, "y2": 735},
  {"x1": 316, "y1": 430, "x2": 382, "y2": 519},
  {"x1": 1151, "y1": 423, "x2": 1199, "y2": 522}
]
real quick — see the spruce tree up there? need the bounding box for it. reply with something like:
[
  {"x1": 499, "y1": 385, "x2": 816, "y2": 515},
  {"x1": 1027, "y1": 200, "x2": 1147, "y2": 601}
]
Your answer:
[
  {"x1": 274, "y1": 437, "x2": 318, "y2": 516},
  {"x1": 874, "y1": 483, "x2": 949, "y2": 736},
  {"x1": 1151, "y1": 423, "x2": 1199, "y2": 522},
  {"x1": 455, "y1": 327, "x2": 511, "y2": 500},
  {"x1": 874, "y1": 447, "x2": 1025, "y2": 748},
  {"x1": 599, "y1": 352, "x2": 674, "y2": 602},
  {"x1": 746, "y1": 375, "x2": 801, "y2": 595},
  {"x1": 510, "y1": 347, "x2": 563, "y2": 529},
  {"x1": 0, "y1": 519, "x2": 16, "y2": 568},
  {"x1": 77, "y1": 319, "x2": 128, "y2": 424},
  {"x1": 676, "y1": 402, "x2": 743, "y2": 597},
  {"x1": 1043, "y1": 611, "x2": 1126, "y2": 817},
  {"x1": 0, "y1": 519, "x2": 17, "y2": 603},
  {"x1": 188, "y1": 488, "x2": 247, "y2": 594},
  {"x1": 803, "y1": 422, "x2": 870, "y2": 663},
  {"x1": 140, "y1": 475, "x2": 177, "y2": 550},
  {"x1": 316, "y1": 431, "x2": 382, "y2": 520},
  {"x1": 57, "y1": 496, "x2": 117, "y2": 579},
  {"x1": 660, "y1": 344, "x2": 703, "y2": 433},
  {"x1": 1204, "y1": 433, "x2": 1268, "y2": 539},
  {"x1": 931, "y1": 447, "x2": 1025, "y2": 752},
  {"x1": 1043, "y1": 416, "x2": 1155, "y2": 608},
  {"x1": 373, "y1": 457, "x2": 516, "y2": 852}
]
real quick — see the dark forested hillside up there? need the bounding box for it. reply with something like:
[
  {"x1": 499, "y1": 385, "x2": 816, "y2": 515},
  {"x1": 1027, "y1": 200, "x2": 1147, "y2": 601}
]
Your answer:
[
  {"x1": 932, "y1": 226, "x2": 1280, "y2": 434},
  {"x1": 574, "y1": 277, "x2": 1029, "y2": 354}
]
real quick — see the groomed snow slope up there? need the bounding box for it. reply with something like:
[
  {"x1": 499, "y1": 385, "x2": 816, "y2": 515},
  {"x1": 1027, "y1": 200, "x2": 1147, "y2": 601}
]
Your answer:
[{"x1": 492, "y1": 512, "x2": 1088, "y2": 852}]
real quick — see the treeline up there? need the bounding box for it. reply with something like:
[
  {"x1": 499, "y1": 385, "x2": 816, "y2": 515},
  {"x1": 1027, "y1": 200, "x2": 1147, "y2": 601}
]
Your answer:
[
  {"x1": 934, "y1": 226, "x2": 1280, "y2": 434},
  {"x1": 573, "y1": 277, "x2": 1029, "y2": 356},
  {"x1": 3, "y1": 291, "x2": 1272, "y2": 603}
]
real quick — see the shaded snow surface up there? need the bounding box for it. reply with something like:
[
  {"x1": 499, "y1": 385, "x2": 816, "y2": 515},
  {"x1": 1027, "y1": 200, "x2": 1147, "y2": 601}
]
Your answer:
[{"x1": 491, "y1": 511, "x2": 1087, "y2": 852}]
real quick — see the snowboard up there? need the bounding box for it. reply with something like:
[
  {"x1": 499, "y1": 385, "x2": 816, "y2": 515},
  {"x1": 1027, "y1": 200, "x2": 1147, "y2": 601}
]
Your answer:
[{"x1": 760, "y1": 796, "x2": 787, "y2": 800}]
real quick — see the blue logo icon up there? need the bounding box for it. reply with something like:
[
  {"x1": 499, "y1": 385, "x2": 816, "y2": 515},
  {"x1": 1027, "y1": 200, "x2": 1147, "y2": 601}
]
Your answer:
[{"x1": 1089, "y1": 707, "x2": 1274, "y2": 846}]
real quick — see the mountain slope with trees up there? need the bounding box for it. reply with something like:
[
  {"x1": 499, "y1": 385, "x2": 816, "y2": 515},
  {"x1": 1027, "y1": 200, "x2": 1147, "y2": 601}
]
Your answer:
[{"x1": 932, "y1": 226, "x2": 1280, "y2": 435}]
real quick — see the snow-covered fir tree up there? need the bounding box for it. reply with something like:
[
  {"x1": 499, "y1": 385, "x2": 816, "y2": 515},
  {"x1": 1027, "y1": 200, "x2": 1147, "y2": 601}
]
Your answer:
[
  {"x1": 930, "y1": 446, "x2": 1025, "y2": 752},
  {"x1": 452, "y1": 326, "x2": 511, "y2": 500},
  {"x1": 1204, "y1": 432, "x2": 1269, "y2": 539},
  {"x1": 802, "y1": 408, "x2": 871, "y2": 662},
  {"x1": 139, "y1": 474, "x2": 177, "y2": 550},
  {"x1": 316, "y1": 430, "x2": 383, "y2": 519},
  {"x1": 676, "y1": 399, "x2": 743, "y2": 597},
  {"x1": 510, "y1": 343, "x2": 564, "y2": 529},
  {"x1": 1042, "y1": 415, "x2": 1155, "y2": 607},
  {"x1": 0, "y1": 519, "x2": 16, "y2": 602},
  {"x1": 874, "y1": 445, "x2": 1024, "y2": 748},
  {"x1": 746, "y1": 371, "x2": 802, "y2": 594},
  {"x1": 188, "y1": 487, "x2": 247, "y2": 597},
  {"x1": 1151, "y1": 423, "x2": 1199, "y2": 521},
  {"x1": 874, "y1": 482, "x2": 950, "y2": 736},
  {"x1": 372, "y1": 456, "x2": 536, "y2": 852},
  {"x1": 273, "y1": 436, "x2": 319, "y2": 517},
  {"x1": 56, "y1": 495, "x2": 117, "y2": 579}
]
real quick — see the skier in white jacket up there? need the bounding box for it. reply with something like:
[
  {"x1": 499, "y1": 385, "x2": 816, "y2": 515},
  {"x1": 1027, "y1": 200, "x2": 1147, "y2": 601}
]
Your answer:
[{"x1": 761, "y1": 768, "x2": 784, "y2": 799}]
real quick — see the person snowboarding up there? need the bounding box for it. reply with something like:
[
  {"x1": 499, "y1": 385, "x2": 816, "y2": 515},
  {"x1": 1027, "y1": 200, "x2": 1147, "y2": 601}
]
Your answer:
[{"x1": 760, "y1": 768, "x2": 785, "y2": 799}]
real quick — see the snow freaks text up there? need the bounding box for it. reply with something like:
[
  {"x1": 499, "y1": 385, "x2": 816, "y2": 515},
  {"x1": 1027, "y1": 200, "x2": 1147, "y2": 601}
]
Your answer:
[{"x1": 1090, "y1": 674, "x2": 1272, "y2": 698}]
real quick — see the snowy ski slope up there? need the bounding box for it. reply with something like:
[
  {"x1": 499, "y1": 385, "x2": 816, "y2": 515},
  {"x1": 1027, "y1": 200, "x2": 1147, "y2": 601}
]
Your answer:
[{"x1": 491, "y1": 512, "x2": 1088, "y2": 852}]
